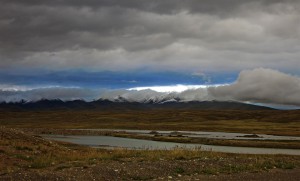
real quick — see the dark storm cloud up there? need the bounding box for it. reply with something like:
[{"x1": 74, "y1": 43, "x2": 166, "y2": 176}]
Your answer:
[
  {"x1": 1, "y1": 0, "x2": 300, "y2": 71},
  {"x1": 4, "y1": 0, "x2": 296, "y2": 15},
  {"x1": 0, "y1": 0, "x2": 247, "y2": 14}
]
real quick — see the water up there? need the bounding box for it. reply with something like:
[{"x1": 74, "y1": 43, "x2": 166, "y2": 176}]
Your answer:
[
  {"x1": 43, "y1": 134, "x2": 300, "y2": 155},
  {"x1": 70, "y1": 129, "x2": 300, "y2": 141}
]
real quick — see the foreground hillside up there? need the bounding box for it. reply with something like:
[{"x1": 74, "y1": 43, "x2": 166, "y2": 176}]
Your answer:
[{"x1": 1, "y1": 127, "x2": 300, "y2": 181}]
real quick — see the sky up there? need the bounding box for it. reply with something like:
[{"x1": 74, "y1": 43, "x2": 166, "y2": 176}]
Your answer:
[{"x1": 1, "y1": 0, "x2": 300, "y2": 107}]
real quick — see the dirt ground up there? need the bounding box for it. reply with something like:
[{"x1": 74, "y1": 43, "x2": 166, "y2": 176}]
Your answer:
[{"x1": 1, "y1": 164, "x2": 300, "y2": 181}]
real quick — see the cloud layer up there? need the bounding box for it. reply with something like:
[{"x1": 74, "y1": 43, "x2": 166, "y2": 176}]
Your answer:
[
  {"x1": 1, "y1": 0, "x2": 300, "y2": 72},
  {"x1": 0, "y1": 87, "x2": 99, "y2": 102},
  {"x1": 2, "y1": 68, "x2": 300, "y2": 106},
  {"x1": 209, "y1": 68, "x2": 300, "y2": 105}
]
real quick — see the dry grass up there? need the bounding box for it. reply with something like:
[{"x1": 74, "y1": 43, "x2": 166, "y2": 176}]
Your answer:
[
  {"x1": 109, "y1": 133, "x2": 300, "y2": 149},
  {"x1": 1, "y1": 127, "x2": 300, "y2": 176},
  {"x1": 1, "y1": 108, "x2": 300, "y2": 180},
  {"x1": 0, "y1": 109, "x2": 300, "y2": 136}
]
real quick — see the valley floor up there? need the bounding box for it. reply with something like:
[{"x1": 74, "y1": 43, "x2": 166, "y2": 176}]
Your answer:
[
  {"x1": 1, "y1": 109, "x2": 299, "y2": 136},
  {"x1": 1, "y1": 127, "x2": 300, "y2": 181}
]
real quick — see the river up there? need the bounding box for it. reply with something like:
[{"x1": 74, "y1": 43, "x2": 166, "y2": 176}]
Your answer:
[{"x1": 42, "y1": 134, "x2": 300, "y2": 155}]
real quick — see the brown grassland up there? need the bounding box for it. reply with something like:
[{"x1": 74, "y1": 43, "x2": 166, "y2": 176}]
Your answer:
[
  {"x1": 1, "y1": 109, "x2": 300, "y2": 136},
  {"x1": 1, "y1": 127, "x2": 300, "y2": 180},
  {"x1": 1, "y1": 109, "x2": 300, "y2": 180}
]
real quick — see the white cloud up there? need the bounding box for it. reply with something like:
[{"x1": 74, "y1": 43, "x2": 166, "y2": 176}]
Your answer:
[
  {"x1": 210, "y1": 68, "x2": 300, "y2": 105},
  {"x1": 101, "y1": 68, "x2": 300, "y2": 105},
  {"x1": 1, "y1": 68, "x2": 300, "y2": 106},
  {"x1": 0, "y1": 87, "x2": 99, "y2": 102},
  {"x1": 128, "y1": 84, "x2": 212, "y2": 93}
]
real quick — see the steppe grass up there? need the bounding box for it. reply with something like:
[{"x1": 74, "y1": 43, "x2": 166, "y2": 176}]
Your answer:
[
  {"x1": 1, "y1": 109, "x2": 299, "y2": 136},
  {"x1": 2, "y1": 136, "x2": 300, "y2": 175}
]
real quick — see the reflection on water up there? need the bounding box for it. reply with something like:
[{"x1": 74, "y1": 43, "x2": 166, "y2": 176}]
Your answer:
[{"x1": 42, "y1": 134, "x2": 300, "y2": 155}]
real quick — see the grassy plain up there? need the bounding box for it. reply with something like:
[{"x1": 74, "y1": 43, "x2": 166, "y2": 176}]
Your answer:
[
  {"x1": 1, "y1": 127, "x2": 300, "y2": 180},
  {"x1": 1, "y1": 109, "x2": 300, "y2": 180},
  {"x1": 1, "y1": 109, "x2": 300, "y2": 136}
]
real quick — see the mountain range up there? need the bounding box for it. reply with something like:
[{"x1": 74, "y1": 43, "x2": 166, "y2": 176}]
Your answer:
[{"x1": 0, "y1": 99, "x2": 274, "y2": 111}]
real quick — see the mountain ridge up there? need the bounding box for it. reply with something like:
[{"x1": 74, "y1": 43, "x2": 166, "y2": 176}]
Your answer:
[{"x1": 0, "y1": 99, "x2": 275, "y2": 111}]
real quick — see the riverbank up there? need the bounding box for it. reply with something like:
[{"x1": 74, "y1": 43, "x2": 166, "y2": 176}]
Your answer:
[
  {"x1": 24, "y1": 128, "x2": 300, "y2": 149},
  {"x1": 113, "y1": 132, "x2": 300, "y2": 149},
  {"x1": 1, "y1": 127, "x2": 300, "y2": 180}
]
